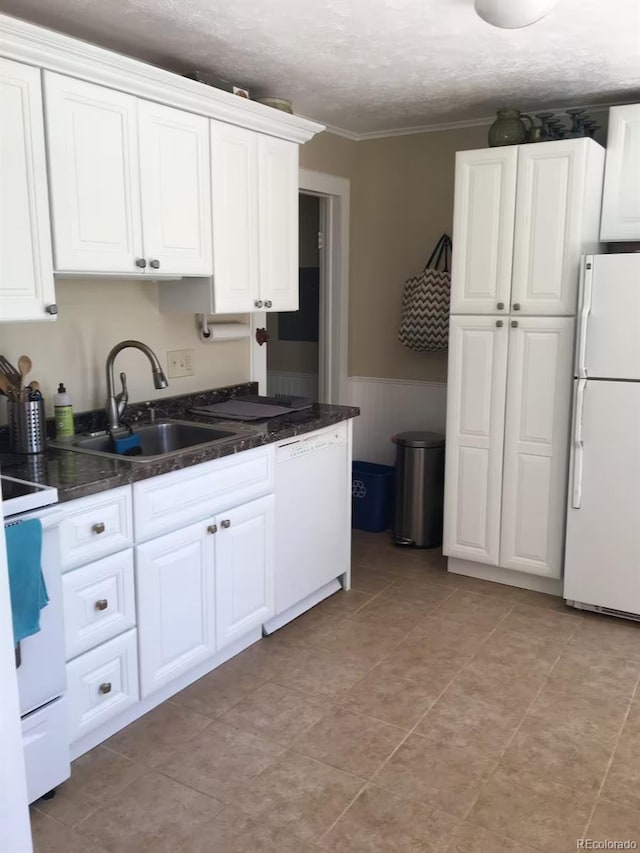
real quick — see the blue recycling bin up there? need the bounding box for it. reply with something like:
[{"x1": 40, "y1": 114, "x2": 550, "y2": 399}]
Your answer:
[{"x1": 352, "y1": 461, "x2": 394, "y2": 532}]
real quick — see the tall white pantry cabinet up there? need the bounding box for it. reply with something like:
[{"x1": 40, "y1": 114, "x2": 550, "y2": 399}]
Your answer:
[{"x1": 444, "y1": 138, "x2": 605, "y2": 592}]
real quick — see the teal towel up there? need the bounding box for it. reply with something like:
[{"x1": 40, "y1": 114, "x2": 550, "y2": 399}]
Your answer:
[{"x1": 6, "y1": 519, "x2": 48, "y2": 646}]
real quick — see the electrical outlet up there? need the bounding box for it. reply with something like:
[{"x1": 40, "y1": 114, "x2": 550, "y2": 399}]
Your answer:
[{"x1": 167, "y1": 349, "x2": 195, "y2": 378}]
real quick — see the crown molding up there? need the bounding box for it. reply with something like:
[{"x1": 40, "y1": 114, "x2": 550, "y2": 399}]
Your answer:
[{"x1": 0, "y1": 14, "x2": 324, "y2": 144}]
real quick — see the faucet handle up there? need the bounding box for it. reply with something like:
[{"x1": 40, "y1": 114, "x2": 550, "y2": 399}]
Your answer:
[{"x1": 116, "y1": 371, "x2": 129, "y2": 418}]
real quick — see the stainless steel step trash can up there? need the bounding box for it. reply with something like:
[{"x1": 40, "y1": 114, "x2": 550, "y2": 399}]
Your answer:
[{"x1": 392, "y1": 431, "x2": 445, "y2": 548}]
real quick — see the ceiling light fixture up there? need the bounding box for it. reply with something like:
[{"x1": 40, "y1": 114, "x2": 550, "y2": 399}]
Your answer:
[{"x1": 474, "y1": 0, "x2": 561, "y2": 28}]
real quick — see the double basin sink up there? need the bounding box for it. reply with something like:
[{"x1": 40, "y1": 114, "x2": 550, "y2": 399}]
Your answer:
[{"x1": 49, "y1": 419, "x2": 251, "y2": 463}]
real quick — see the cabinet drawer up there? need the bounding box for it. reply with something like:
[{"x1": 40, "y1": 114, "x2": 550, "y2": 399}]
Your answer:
[
  {"x1": 63, "y1": 549, "x2": 136, "y2": 660},
  {"x1": 22, "y1": 696, "x2": 70, "y2": 804},
  {"x1": 60, "y1": 486, "x2": 133, "y2": 571},
  {"x1": 134, "y1": 444, "x2": 274, "y2": 541},
  {"x1": 67, "y1": 629, "x2": 139, "y2": 743}
]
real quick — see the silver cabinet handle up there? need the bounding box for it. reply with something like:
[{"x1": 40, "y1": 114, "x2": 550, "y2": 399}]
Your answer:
[
  {"x1": 511, "y1": 320, "x2": 519, "y2": 328},
  {"x1": 95, "y1": 599, "x2": 108, "y2": 611},
  {"x1": 92, "y1": 522, "x2": 106, "y2": 535},
  {"x1": 207, "y1": 524, "x2": 218, "y2": 535},
  {"x1": 149, "y1": 259, "x2": 160, "y2": 269},
  {"x1": 99, "y1": 682, "x2": 112, "y2": 695},
  {"x1": 264, "y1": 300, "x2": 273, "y2": 308},
  {"x1": 135, "y1": 258, "x2": 147, "y2": 268},
  {"x1": 513, "y1": 303, "x2": 521, "y2": 311},
  {"x1": 497, "y1": 302, "x2": 504, "y2": 310},
  {"x1": 221, "y1": 519, "x2": 231, "y2": 529},
  {"x1": 46, "y1": 303, "x2": 58, "y2": 315},
  {"x1": 254, "y1": 300, "x2": 264, "y2": 309},
  {"x1": 496, "y1": 320, "x2": 504, "y2": 327}
]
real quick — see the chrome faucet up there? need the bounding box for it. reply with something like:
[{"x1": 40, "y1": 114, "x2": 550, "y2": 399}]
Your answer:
[{"x1": 105, "y1": 340, "x2": 168, "y2": 430}]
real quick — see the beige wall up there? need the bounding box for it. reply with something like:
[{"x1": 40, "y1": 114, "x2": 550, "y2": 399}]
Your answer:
[{"x1": 0, "y1": 279, "x2": 249, "y2": 423}]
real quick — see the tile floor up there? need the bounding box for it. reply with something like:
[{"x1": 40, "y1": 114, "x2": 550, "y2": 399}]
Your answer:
[{"x1": 31, "y1": 532, "x2": 640, "y2": 852}]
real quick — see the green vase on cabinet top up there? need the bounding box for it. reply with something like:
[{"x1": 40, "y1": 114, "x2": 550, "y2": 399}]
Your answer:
[{"x1": 488, "y1": 108, "x2": 529, "y2": 147}]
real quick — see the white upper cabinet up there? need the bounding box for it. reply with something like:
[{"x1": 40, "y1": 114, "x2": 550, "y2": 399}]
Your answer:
[
  {"x1": 443, "y1": 316, "x2": 509, "y2": 565},
  {"x1": 258, "y1": 135, "x2": 299, "y2": 312},
  {"x1": 44, "y1": 72, "x2": 213, "y2": 276},
  {"x1": 45, "y1": 73, "x2": 143, "y2": 274},
  {"x1": 138, "y1": 100, "x2": 212, "y2": 275},
  {"x1": 0, "y1": 59, "x2": 56, "y2": 321},
  {"x1": 511, "y1": 140, "x2": 604, "y2": 315},
  {"x1": 451, "y1": 139, "x2": 603, "y2": 316},
  {"x1": 600, "y1": 104, "x2": 640, "y2": 241},
  {"x1": 500, "y1": 317, "x2": 575, "y2": 578},
  {"x1": 210, "y1": 120, "x2": 259, "y2": 313},
  {"x1": 450, "y1": 148, "x2": 517, "y2": 315}
]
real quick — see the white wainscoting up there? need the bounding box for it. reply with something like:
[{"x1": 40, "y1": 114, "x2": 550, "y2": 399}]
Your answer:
[
  {"x1": 268, "y1": 370, "x2": 319, "y2": 400},
  {"x1": 348, "y1": 377, "x2": 447, "y2": 465}
]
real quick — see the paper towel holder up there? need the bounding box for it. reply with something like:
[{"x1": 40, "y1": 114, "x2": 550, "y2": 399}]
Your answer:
[{"x1": 198, "y1": 313, "x2": 212, "y2": 339}]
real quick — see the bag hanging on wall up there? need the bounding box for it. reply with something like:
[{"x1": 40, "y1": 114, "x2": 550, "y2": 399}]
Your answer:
[{"x1": 398, "y1": 233, "x2": 452, "y2": 352}]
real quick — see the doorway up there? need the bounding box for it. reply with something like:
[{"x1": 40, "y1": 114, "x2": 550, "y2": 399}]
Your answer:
[
  {"x1": 266, "y1": 194, "x2": 321, "y2": 401},
  {"x1": 251, "y1": 168, "x2": 350, "y2": 405}
]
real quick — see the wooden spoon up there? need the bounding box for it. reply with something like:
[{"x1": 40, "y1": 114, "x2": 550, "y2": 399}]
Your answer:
[{"x1": 18, "y1": 355, "x2": 32, "y2": 385}]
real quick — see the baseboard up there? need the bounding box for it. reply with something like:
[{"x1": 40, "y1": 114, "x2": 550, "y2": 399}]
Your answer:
[{"x1": 447, "y1": 557, "x2": 563, "y2": 596}]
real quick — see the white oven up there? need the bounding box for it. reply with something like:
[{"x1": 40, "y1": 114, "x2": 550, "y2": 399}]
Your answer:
[{"x1": 3, "y1": 478, "x2": 70, "y2": 804}]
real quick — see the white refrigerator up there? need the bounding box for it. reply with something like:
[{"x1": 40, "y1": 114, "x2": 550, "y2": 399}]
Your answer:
[{"x1": 564, "y1": 253, "x2": 640, "y2": 616}]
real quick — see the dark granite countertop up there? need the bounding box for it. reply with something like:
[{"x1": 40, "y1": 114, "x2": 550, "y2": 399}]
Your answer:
[{"x1": 0, "y1": 383, "x2": 359, "y2": 503}]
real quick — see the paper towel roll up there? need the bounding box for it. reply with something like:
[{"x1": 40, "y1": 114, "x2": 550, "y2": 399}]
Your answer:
[{"x1": 200, "y1": 321, "x2": 250, "y2": 342}]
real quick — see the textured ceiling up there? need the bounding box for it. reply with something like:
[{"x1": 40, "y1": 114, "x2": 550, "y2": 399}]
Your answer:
[{"x1": 2, "y1": 0, "x2": 639, "y2": 135}]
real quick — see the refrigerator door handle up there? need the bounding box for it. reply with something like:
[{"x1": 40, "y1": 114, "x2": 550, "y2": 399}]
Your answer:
[
  {"x1": 576, "y1": 258, "x2": 593, "y2": 379},
  {"x1": 572, "y1": 378, "x2": 587, "y2": 509}
]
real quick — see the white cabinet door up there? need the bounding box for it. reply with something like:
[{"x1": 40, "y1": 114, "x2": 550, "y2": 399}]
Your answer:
[
  {"x1": 138, "y1": 100, "x2": 212, "y2": 275},
  {"x1": 443, "y1": 316, "x2": 509, "y2": 565},
  {"x1": 44, "y1": 72, "x2": 143, "y2": 274},
  {"x1": 258, "y1": 135, "x2": 299, "y2": 312},
  {"x1": 600, "y1": 105, "x2": 640, "y2": 241},
  {"x1": 210, "y1": 120, "x2": 259, "y2": 312},
  {"x1": 136, "y1": 520, "x2": 215, "y2": 698},
  {"x1": 215, "y1": 494, "x2": 274, "y2": 649},
  {"x1": 450, "y1": 148, "x2": 517, "y2": 315},
  {"x1": 0, "y1": 59, "x2": 56, "y2": 322},
  {"x1": 500, "y1": 317, "x2": 575, "y2": 578},
  {"x1": 511, "y1": 140, "x2": 600, "y2": 315}
]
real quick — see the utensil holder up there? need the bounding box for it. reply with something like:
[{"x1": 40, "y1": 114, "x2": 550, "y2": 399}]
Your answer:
[{"x1": 8, "y1": 399, "x2": 46, "y2": 454}]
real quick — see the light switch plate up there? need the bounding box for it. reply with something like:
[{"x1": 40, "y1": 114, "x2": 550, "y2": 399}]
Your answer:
[{"x1": 167, "y1": 349, "x2": 195, "y2": 378}]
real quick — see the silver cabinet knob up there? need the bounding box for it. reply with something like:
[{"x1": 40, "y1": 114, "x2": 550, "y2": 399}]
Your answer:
[
  {"x1": 264, "y1": 300, "x2": 273, "y2": 308},
  {"x1": 513, "y1": 303, "x2": 521, "y2": 311},
  {"x1": 254, "y1": 300, "x2": 264, "y2": 309},
  {"x1": 149, "y1": 259, "x2": 160, "y2": 269},
  {"x1": 221, "y1": 519, "x2": 231, "y2": 529},
  {"x1": 207, "y1": 524, "x2": 218, "y2": 535},
  {"x1": 46, "y1": 303, "x2": 58, "y2": 315},
  {"x1": 497, "y1": 302, "x2": 505, "y2": 310},
  {"x1": 496, "y1": 320, "x2": 504, "y2": 327},
  {"x1": 95, "y1": 599, "x2": 108, "y2": 611},
  {"x1": 135, "y1": 258, "x2": 147, "y2": 269},
  {"x1": 511, "y1": 320, "x2": 519, "y2": 328},
  {"x1": 99, "y1": 682, "x2": 112, "y2": 695},
  {"x1": 92, "y1": 522, "x2": 106, "y2": 535}
]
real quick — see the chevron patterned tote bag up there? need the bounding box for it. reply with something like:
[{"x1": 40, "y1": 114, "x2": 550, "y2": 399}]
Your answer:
[{"x1": 398, "y1": 234, "x2": 452, "y2": 352}]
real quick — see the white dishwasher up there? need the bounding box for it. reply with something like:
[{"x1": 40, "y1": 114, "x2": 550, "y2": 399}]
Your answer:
[{"x1": 264, "y1": 422, "x2": 351, "y2": 633}]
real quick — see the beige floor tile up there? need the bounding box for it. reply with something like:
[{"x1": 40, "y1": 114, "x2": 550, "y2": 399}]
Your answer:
[
  {"x1": 446, "y1": 820, "x2": 540, "y2": 852},
  {"x1": 340, "y1": 665, "x2": 440, "y2": 728},
  {"x1": 469, "y1": 766, "x2": 594, "y2": 852},
  {"x1": 310, "y1": 618, "x2": 409, "y2": 665},
  {"x1": 271, "y1": 643, "x2": 370, "y2": 701},
  {"x1": 234, "y1": 750, "x2": 363, "y2": 843},
  {"x1": 434, "y1": 589, "x2": 515, "y2": 629},
  {"x1": 501, "y1": 713, "x2": 616, "y2": 792},
  {"x1": 36, "y1": 746, "x2": 144, "y2": 827},
  {"x1": 293, "y1": 707, "x2": 406, "y2": 778},
  {"x1": 499, "y1": 604, "x2": 581, "y2": 643},
  {"x1": 442, "y1": 573, "x2": 524, "y2": 600},
  {"x1": 570, "y1": 612, "x2": 640, "y2": 660},
  {"x1": 183, "y1": 806, "x2": 322, "y2": 852},
  {"x1": 350, "y1": 565, "x2": 396, "y2": 595},
  {"x1": 30, "y1": 810, "x2": 110, "y2": 853},
  {"x1": 587, "y1": 799, "x2": 640, "y2": 845},
  {"x1": 453, "y1": 659, "x2": 546, "y2": 713},
  {"x1": 404, "y1": 615, "x2": 495, "y2": 656},
  {"x1": 219, "y1": 682, "x2": 329, "y2": 744},
  {"x1": 414, "y1": 682, "x2": 521, "y2": 758},
  {"x1": 349, "y1": 596, "x2": 432, "y2": 632},
  {"x1": 601, "y1": 705, "x2": 640, "y2": 810},
  {"x1": 548, "y1": 645, "x2": 640, "y2": 700},
  {"x1": 169, "y1": 660, "x2": 270, "y2": 719},
  {"x1": 517, "y1": 590, "x2": 571, "y2": 612},
  {"x1": 380, "y1": 641, "x2": 468, "y2": 690},
  {"x1": 374, "y1": 733, "x2": 494, "y2": 817},
  {"x1": 528, "y1": 684, "x2": 630, "y2": 737},
  {"x1": 159, "y1": 719, "x2": 284, "y2": 803},
  {"x1": 381, "y1": 578, "x2": 456, "y2": 609},
  {"x1": 320, "y1": 784, "x2": 456, "y2": 852},
  {"x1": 273, "y1": 607, "x2": 347, "y2": 647},
  {"x1": 473, "y1": 627, "x2": 564, "y2": 676},
  {"x1": 75, "y1": 771, "x2": 224, "y2": 853},
  {"x1": 308, "y1": 588, "x2": 373, "y2": 619},
  {"x1": 104, "y1": 701, "x2": 212, "y2": 767}
]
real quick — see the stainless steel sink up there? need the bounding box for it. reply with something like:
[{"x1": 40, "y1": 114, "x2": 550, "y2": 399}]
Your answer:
[{"x1": 49, "y1": 419, "x2": 246, "y2": 462}]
